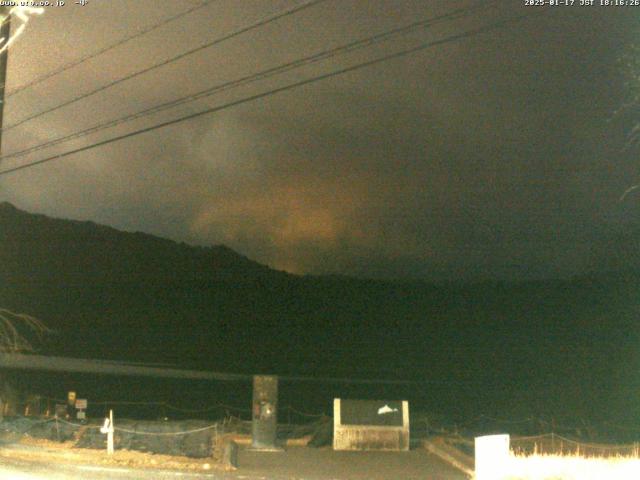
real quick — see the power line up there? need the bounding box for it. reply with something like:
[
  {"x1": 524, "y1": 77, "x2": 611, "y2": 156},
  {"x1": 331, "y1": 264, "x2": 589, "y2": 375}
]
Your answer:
[
  {"x1": 0, "y1": 0, "x2": 326, "y2": 133},
  {"x1": 3, "y1": 0, "x2": 219, "y2": 99},
  {"x1": 0, "y1": 8, "x2": 548, "y2": 178},
  {"x1": 0, "y1": 0, "x2": 495, "y2": 164}
]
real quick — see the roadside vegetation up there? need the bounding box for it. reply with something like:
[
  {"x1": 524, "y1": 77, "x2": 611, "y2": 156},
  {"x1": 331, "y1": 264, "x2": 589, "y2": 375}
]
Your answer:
[{"x1": 502, "y1": 452, "x2": 640, "y2": 480}]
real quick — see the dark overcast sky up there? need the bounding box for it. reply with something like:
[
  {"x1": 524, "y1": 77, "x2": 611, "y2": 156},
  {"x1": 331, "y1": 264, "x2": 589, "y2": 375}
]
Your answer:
[{"x1": 0, "y1": 0, "x2": 638, "y2": 281}]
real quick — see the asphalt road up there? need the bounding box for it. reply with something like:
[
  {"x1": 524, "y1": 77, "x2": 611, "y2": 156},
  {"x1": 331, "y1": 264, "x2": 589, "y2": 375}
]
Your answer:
[{"x1": 237, "y1": 446, "x2": 469, "y2": 480}]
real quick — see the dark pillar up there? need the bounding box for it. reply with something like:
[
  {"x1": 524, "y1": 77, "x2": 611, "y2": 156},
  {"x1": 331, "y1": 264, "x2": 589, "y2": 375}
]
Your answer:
[{"x1": 250, "y1": 375, "x2": 282, "y2": 451}]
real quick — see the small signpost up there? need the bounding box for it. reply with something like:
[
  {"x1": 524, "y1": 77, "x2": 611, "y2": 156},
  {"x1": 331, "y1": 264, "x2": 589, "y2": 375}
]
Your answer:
[{"x1": 75, "y1": 398, "x2": 87, "y2": 422}]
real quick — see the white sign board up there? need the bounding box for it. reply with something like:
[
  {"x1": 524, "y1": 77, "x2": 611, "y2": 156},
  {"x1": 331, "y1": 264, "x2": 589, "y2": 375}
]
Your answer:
[
  {"x1": 333, "y1": 398, "x2": 409, "y2": 451},
  {"x1": 475, "y1": 434, "x2": 510, "y2": 480}
]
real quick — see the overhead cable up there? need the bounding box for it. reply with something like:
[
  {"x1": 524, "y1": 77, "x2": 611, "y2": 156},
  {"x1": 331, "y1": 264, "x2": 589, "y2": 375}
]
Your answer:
[{"x1": 0, "y1": 8, "x2": 547, "y2": 177}]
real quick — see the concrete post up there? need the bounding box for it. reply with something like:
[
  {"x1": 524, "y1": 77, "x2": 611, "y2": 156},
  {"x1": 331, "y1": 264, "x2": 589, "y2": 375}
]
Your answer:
[
  {"x1": 100, "y1": 409, "x2": 114, "y2": 455},
  {"x1": 107, "y1": 409, "x2": 114, "y2": 455}
]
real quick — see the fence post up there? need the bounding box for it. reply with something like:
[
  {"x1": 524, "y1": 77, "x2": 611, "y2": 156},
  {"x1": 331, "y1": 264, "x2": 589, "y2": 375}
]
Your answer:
[{"x1": 108, "y1": 409, "x2": 114, "y2": 455}]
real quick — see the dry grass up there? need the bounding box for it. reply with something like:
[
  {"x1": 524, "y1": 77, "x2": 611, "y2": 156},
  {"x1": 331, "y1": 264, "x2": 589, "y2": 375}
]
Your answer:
[{"x1": 499, "y1": 452, "x2": 640, "y2": 480}]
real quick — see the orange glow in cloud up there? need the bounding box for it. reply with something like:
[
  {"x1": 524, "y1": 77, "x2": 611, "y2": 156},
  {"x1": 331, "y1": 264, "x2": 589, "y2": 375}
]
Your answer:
[{"x1": 188, "y1": 182, "x2": 368, "y2": 274}]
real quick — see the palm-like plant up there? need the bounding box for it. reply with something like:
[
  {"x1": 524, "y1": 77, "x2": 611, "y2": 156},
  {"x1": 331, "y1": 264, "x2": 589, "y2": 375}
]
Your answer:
[{"x1": 0, "y1": 309, "x2": 50, "y2": 353}]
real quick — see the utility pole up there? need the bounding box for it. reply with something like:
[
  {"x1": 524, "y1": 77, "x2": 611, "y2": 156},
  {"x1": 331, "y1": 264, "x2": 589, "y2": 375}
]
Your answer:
[
  {"x1": 0, "y1": 7, "x2": 11, "y2": 155},
  {"x1": 0, "y1": 6, "x2": 10, "y2": 404}
]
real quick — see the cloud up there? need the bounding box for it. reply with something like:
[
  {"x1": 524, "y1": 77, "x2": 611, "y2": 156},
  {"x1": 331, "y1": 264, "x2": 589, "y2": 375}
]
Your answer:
[{"x1": 1, "y1": 2, "x2": 639, "y2": 280}]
